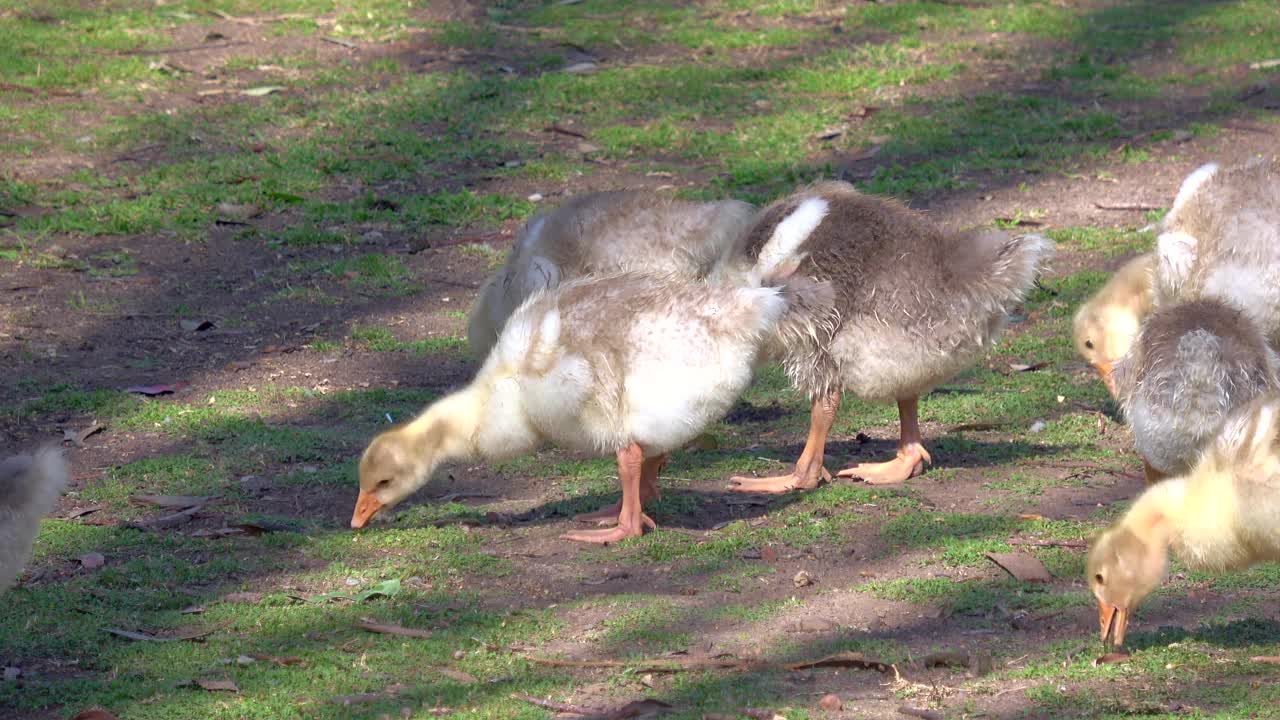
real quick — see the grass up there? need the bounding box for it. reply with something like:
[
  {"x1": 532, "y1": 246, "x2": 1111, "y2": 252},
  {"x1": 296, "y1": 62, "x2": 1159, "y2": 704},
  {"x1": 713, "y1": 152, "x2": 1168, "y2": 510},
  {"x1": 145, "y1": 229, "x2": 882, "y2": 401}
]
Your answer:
[
  {"x1": 349, "y1": 325, "x2": 468, "y2": 355},
  {"x1": 5, "y1": 0, "x2": 1280, "y2": 718}
]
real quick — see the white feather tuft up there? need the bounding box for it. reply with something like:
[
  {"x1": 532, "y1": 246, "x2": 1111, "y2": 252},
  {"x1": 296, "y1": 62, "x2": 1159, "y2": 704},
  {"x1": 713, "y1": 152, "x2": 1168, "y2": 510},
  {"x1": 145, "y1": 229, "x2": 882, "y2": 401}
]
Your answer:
[
  {"x1": 1169, "y1": 162, "x2": 1219, "y2": 216},
  {"x1": 754, "y1": 197, "x2": 829, "y2": 282},
  {"x1": 1156, "y1": 230, "x2": 1198, "y2": 300}
]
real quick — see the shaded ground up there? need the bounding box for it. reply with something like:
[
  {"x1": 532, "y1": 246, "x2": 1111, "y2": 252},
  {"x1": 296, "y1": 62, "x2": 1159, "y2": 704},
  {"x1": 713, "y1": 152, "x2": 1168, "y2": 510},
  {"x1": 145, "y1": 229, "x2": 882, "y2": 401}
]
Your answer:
[{"x1": 2, "y1": 1, "x2": 1279, "y2": 719}]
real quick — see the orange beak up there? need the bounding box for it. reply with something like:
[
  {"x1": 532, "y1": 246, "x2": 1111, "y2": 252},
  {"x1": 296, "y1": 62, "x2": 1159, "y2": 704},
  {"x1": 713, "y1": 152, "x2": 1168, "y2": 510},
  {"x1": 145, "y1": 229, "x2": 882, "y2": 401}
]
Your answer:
[
  {"x1": 1098, "y1": 600, "x2": 1128, "y2": 648},
  {"x1": 1093, "y1": 361, "x2": 1117, "y2": 397},
  {"x1": 351, "y1": 491, "x2": 384, "y2": 529}
]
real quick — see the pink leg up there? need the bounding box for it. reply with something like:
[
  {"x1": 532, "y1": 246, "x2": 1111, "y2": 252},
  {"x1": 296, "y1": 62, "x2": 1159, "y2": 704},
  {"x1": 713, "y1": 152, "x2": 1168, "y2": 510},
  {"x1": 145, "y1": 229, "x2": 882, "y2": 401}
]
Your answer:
[
  {"x1": 1142, "y1": 457, "x2": 1166, "y2": 486},
  {"x1": 561, "y1": 443, "x2": 656, "y2": 544},
  {"x1": 574, "y1": 454, "x2": 665, "y2": 525},
  {"x1": 729, "y1": 391, "x2": 840, "y2": 494},
  {"x1": 836, "y1": 397, "x2": 932, "y2": 485}
]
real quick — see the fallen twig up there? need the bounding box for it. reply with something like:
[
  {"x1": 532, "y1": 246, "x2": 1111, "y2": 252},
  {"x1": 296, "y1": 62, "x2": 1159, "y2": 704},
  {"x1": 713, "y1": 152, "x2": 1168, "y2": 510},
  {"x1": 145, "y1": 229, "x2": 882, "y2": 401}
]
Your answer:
[
  {"x1": 783, "y1": 651, "x2": 892, "y2": 673},
  {"x1": 898, "y1": 706, "x2": 943, "y2": 720},
  {"x1": 946, "y1": 421, "x2": 1009, "y2": 433},
  {"x1": 431, "y1": 492, "x2": 495, "y2": 503},
  {"x1": 1094, "y1": 201, "x2": 1161, "y2": 211},
  {"x1": 525, "y1": 655, "x2": 750, "y2": 672},
  {"x1": 355, "y1": 621, "x2": 433, "y2": 639},
  {"x1": 1238, "y1": 84, "x2": 1267, "y2": 100},
  {"x1": 65, "y1": 504, "x2": 105, "y2": 519},
  {"x1": 994, "y1": 216, "x2": 1044, "y2": 227},
  {"x1": 104, "y1": 620, "x2": 228, "y2": 643},
  {"x1": 121, "y1": 41, "x2": 250, "y2": 56},
  {"x1": 524, "y1": 650, "x2": 892, "y2": 675},
  {"x1": 0, "y1": 82, "x2": 79, "y2": 97},
  {"x1": 412, "y1": 235, "x2": 501, "y2": 252},
  {"x1": 321, "y1": 36, "x2": 358, "y2": 49},
  {"x1": 111, "y1": 143, "x2": 167, "y2": 164},
  {"x1": 545, "y1": 125, "x2": 589, "y2": 139},
  {"x1": 1007, "y1": 538, "x2": 1088, "y2": 549},
  {"x1": 512, "y1": 694, "x2": 593, "y2": 714},
  {"x1": 125, "y1": 505, "x2": 205, "y2": 531},
  {"x1": 208, "y1": 9, "x2": 311, "y2": 24},
  {"x1": 992, "y1": 682, "x2": 1035, "y2": 698}
]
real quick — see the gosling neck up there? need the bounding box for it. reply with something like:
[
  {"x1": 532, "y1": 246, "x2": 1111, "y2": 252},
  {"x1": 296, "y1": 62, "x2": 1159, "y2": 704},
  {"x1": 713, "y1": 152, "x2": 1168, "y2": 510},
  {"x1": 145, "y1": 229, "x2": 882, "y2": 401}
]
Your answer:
[
  {"x1": 1122, "y1": 478, "x2": 1183, "y2": 552},
  {"x1": 399, "y1": 385, "x2": 486, "y2": 475}
]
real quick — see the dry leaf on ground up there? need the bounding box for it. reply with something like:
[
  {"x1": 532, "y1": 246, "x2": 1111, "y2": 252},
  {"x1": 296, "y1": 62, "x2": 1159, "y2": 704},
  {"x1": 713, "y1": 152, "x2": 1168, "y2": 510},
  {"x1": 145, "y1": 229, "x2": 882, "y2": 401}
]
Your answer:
[
  {"x1": 920, "y1": 650, "x2": 969, "y2": 668},
  {"x1": 1093, "y1": 652, "x2": 1132, "y2": 666},
  {"x1": 355, "y1": 620, "x2": 432, "y2": 639},
  {"x1": 63, "y1": 422, "x2": 104, "y2": 447},
  {"x1": 194, "y1": 678, "x2": 239, "y2": 692},
  {"x1": 252, "y1": 654, "x2": 303, "y2": 666},
  {"x1": 434, "y1": 667, "x2": 477, "y2": 684},
  {"x1": 986, "y1": 552, "x2": 1053, "y2": 582},
  {"x1": 70, "y1": 711, "x2": 120, "y2": 720},
  {"x1": 123, "y1": 383, "x2": 186, "y2": 396},
  {"x1": 78, "y1": 552, "x2": 105, "y2": 570},
  {"x1": 130, "y1": 494, "x2": 214, "y2": 508}
]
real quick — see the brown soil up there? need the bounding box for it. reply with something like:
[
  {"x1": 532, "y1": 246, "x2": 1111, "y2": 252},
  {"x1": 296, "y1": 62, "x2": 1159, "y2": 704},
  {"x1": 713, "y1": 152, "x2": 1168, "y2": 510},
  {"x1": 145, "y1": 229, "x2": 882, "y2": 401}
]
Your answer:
[{"x1": 4, "y1": 4, "x2": 1279, "y2": 717}]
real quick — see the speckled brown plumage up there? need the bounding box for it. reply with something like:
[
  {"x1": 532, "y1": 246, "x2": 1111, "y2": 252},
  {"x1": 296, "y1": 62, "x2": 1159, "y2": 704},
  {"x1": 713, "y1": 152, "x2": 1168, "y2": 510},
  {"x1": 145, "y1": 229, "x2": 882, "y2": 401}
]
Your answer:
[
  {"x1": 728, "y1": 181, "x2": 1053, "y2": 490},
  {"x1": 1114, "y1": 299, "x2": 1279, "y2": 477},
  {"x1": 736, "y1": 181, "x2": 1053, "y2": 401},
  {"x1": 468, "y1": 191, "x2": 756, "y2": 358}
]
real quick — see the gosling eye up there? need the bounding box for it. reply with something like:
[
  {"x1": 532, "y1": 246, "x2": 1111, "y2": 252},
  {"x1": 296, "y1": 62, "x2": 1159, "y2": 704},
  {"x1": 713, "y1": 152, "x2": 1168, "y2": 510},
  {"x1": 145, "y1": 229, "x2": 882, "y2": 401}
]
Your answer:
[
  {"x1": 376, "y1": 478, "x2": 392, "y2": 489},
  {"x1": 1094, "y1": 573, "x2": 1105, "y2": 585},
  {"x1": 1084, "y1": 340, "x2": 1095, "y2": 350}
]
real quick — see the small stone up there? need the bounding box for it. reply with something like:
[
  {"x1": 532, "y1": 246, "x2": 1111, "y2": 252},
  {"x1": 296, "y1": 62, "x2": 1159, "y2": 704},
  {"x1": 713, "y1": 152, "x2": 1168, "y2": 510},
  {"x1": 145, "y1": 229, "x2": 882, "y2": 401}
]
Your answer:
[
  {"x1": 1029, "y1": 420, "x2": 1046, "y2": 433},
  {"x1": 527, "y1": 193, "x2": 544, "y2": 203},
  {"x1": 452, "y1": 650, "x2": 465, "y2": 660},
  {"x1": 561, "y1": 61, "x2": 598, "y2": 74},
  {"x1": 217, "y1": 202, "x2": 262, "y2": 221},
  {"x1": 818, "y1": 693, "x2": 843, "y2": 711},
  {"x1": 793, "y1": 570, "x2": 814, "y2": 588},
  {"x1": 790, "y1": 617, "x2": 839, "y2": 633},
  {"x1": 79, "y1": 552, "x2": 106, "y2": 570},
  {"x1": 345, "y1": 577, "x2": 361, "y2": 587}
]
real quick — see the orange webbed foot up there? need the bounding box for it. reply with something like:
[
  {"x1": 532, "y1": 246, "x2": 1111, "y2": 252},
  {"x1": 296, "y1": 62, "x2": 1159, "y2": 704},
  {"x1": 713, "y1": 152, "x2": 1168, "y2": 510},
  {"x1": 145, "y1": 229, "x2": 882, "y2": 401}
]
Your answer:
[
  {"x1": 728, "y1": 467, "x2": 830, "y2": 494},
  {"x1": 837, "y1": 445, "x2": 932, "y2": 485},
  {"x1": 560, "y1": 514, "x2": 655, "y2": 544}
]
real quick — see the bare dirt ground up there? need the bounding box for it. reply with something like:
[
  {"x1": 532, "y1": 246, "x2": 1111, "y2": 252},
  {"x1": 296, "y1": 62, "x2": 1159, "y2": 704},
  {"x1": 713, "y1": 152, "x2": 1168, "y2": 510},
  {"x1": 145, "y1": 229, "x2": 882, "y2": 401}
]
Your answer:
[{"x1": 3, "y1": 2, "x2": 1279, "y2": 718}]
